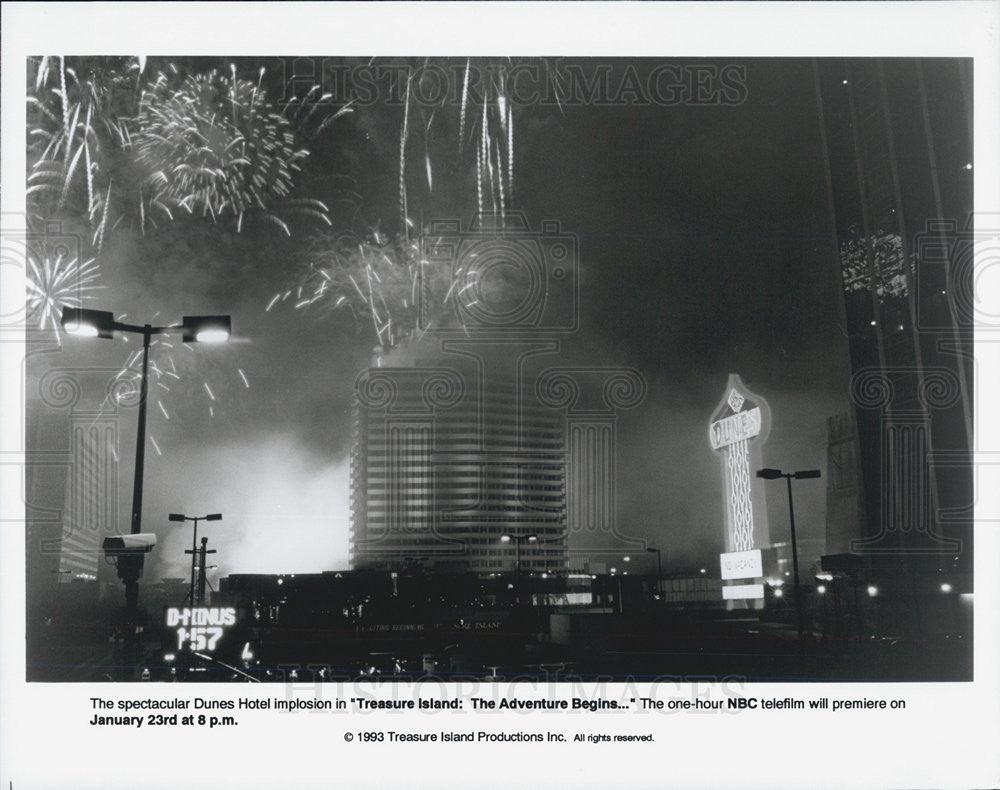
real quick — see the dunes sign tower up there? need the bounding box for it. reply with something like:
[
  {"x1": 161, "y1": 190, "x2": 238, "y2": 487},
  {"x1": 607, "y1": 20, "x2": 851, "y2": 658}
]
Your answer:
[{"x1": 709, "y1": 374, "x2": 772, "y2": 608}]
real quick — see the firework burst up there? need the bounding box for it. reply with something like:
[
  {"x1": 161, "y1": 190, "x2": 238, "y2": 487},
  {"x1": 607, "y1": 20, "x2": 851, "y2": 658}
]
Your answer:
[
  {"x1": 24, "y1": 239, "x2": 102, "y2": 338},
  {"x1": 272, "y1": 232, "x2": 424, "y2": 350},
  {"x1": 133, "y1": 66, "x2": 332, "y2": 235},
  {"x1": 27, "y1": 57, "x2": 338, "y2": 249}
]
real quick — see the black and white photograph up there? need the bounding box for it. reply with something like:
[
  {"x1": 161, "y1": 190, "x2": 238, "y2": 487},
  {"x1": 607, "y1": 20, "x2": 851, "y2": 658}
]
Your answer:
[{"x1": 2, "y1": 3, "x2": 998, "y2": 789}]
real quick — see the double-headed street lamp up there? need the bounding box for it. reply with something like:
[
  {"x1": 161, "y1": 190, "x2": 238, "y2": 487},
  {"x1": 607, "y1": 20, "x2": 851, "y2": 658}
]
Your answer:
[
  {"x1": 500, "y1": 533, "x2": 538, "y2": 575},
  {"x1": 61, "y1": 307, "x2": 230, "y2": 672},
  {"x1": 500, "y1": 533, "x2": 537, "y2": 604},
  {"x1": 756, "y1": 467, "x2": 821, "y2": 639},
  {"x1": 169, "y1": 513, "x2": 222, "y2": 603},
  {"x1": 646, "y1": 547, "x2": 663, "y2": 600}
]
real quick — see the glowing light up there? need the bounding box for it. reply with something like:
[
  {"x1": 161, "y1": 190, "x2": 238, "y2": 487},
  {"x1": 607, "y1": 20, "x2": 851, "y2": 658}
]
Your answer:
[
  {"x1": 817, "y1": 585, "x2": 826, "y2": 594},
  {"x1": 774, "y1": 588, "x2": 783, "y2": 598},
  {"x1": 870, "y1": 320, "x2": 877, "y2": 326},
  {"x1": 964, "y1": 162, "x2": 972, "y2": 170},
  {"x1": 940, "y1": 583, "x2": 952, "y2": 593},
  {"x1": 64, "y1": 320, "x2": 99, "y2": 337},
  {"x1": 500, "y1": 535, "x2": 511, "y2": 543},
  {"x1": 195, "y1": 327, "x2": 230, "y2": 343},
  {"x1": 623, "y1": 556, "x2": 631, "y2": 562},
  {"x1": 164, "y1": 653, "x2": 176, "y2": 662},
  {"x1": 867, "y1": 585, "x2": 878, "y2": 597},
  {"x1": 700, "y1": 568, "x2": 706, "y2": 574}
]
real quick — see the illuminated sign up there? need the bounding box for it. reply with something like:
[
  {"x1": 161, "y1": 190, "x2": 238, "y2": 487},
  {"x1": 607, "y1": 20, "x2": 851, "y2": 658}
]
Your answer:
[
  {"x1": 708, "y1": 375, "x2": 772, "y2": 556},
  {"x1": 709, "y1": 375, "x2": 772, "y2": 609},
  {"x1": 165, "y1": 607, "x2": 237, "y2": 653},
  {"x1": 721, "y1": 584, "x2": 764, "y2": 600},
  {"x1": 720, "y1": 549, "x2": 763, "y2": 580},
  {"x1": 710, "y1": 407, "x2": 762, "y2": 450}
]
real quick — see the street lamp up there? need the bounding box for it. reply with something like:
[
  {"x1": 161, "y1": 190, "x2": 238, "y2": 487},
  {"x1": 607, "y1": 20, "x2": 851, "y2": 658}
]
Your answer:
[
  {"x1": 61, "y1": 307, "x2": 230, "y2": 673},
  {"x1": 500, "y1": 534, "x2": 537, "y2": 604},
  {"x1": 499, "y1": 533, "x2": 537, "y2": 575},
  {"x1": 756, "y1": 467, "x2": 821, "y2": 639},
  {"x1": 169, "y1": 513, "x2": 222, "y2": 603},
  {"x1": 646, "y1": 547, "x2": 662, "y2": 600}
]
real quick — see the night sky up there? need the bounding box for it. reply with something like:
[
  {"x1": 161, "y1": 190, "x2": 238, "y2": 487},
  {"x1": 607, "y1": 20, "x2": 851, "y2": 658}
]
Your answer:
[{"x1": 34, "y1": 58, "x2": 880, "y2": 581}]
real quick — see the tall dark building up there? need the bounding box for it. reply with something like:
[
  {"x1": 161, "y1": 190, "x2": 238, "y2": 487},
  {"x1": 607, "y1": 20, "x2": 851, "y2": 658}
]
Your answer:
[{"x1": 815, "y1": 59, "x2": 973, "y2": 569}]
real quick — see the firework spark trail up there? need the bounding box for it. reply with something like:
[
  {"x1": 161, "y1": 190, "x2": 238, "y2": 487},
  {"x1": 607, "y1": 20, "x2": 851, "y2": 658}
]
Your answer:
[
  {"x1": 399, "y1": 73, "x2": 411, "y2": 238},
  {"x1": 100, "y1": 329, "x2": 245, "y2": 455},
  {"x1": 507, "y1": 104, "x2": 514, "y2": 203},
  {"x1": 496, "y1": 144, "x2": 505, "y2": 219},
  {"x1": 480, "y1": 99, "x2": 488, "y2": 216},
  {"x1": 459, "y1": 59, "x2": 471, "y2": 149}
]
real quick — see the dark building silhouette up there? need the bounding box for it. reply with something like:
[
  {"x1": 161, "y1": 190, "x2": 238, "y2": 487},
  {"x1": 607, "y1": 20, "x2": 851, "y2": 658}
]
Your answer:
[{"x1": 814, "y1": 58, "x2": 973, "y2": 570}]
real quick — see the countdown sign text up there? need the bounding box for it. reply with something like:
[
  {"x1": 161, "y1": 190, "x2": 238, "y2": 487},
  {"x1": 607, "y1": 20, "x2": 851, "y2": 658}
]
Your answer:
[{"x1": 165, "y1": 606, "x2": 237, "y2": 653}]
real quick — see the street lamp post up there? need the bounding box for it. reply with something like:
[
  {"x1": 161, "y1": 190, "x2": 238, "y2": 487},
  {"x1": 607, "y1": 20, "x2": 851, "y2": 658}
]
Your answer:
[
  {"x1": 500, "y1": 533, "x2": 537, "y2": 604},
  {"x1": 169, "y1": 513, "x2": 222, "y2": 603},
  {"x1": 500, "y1": 533, "x2": 538, "y2": 575},
  {"x1": 646, "y1": 547, "x2": 662, "y2": 601},
  {"x1": 61, "y1": 307, "x2": 230, "y2": 675},
  {"x1": 756, "y1": 467, "x2": 821, "y2": 640}
]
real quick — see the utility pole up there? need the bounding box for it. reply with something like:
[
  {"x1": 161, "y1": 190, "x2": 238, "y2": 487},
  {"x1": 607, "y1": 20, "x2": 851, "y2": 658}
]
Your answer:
[
  {"x1": 170, "y1": 513, "x2": 222, "y2": 602},
  {"x1": 756, "y1": 468, "x2": 821, "y2": 640},
  {"x1": 185, "y1": 537, "x2": 216, "y2": 605}
]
